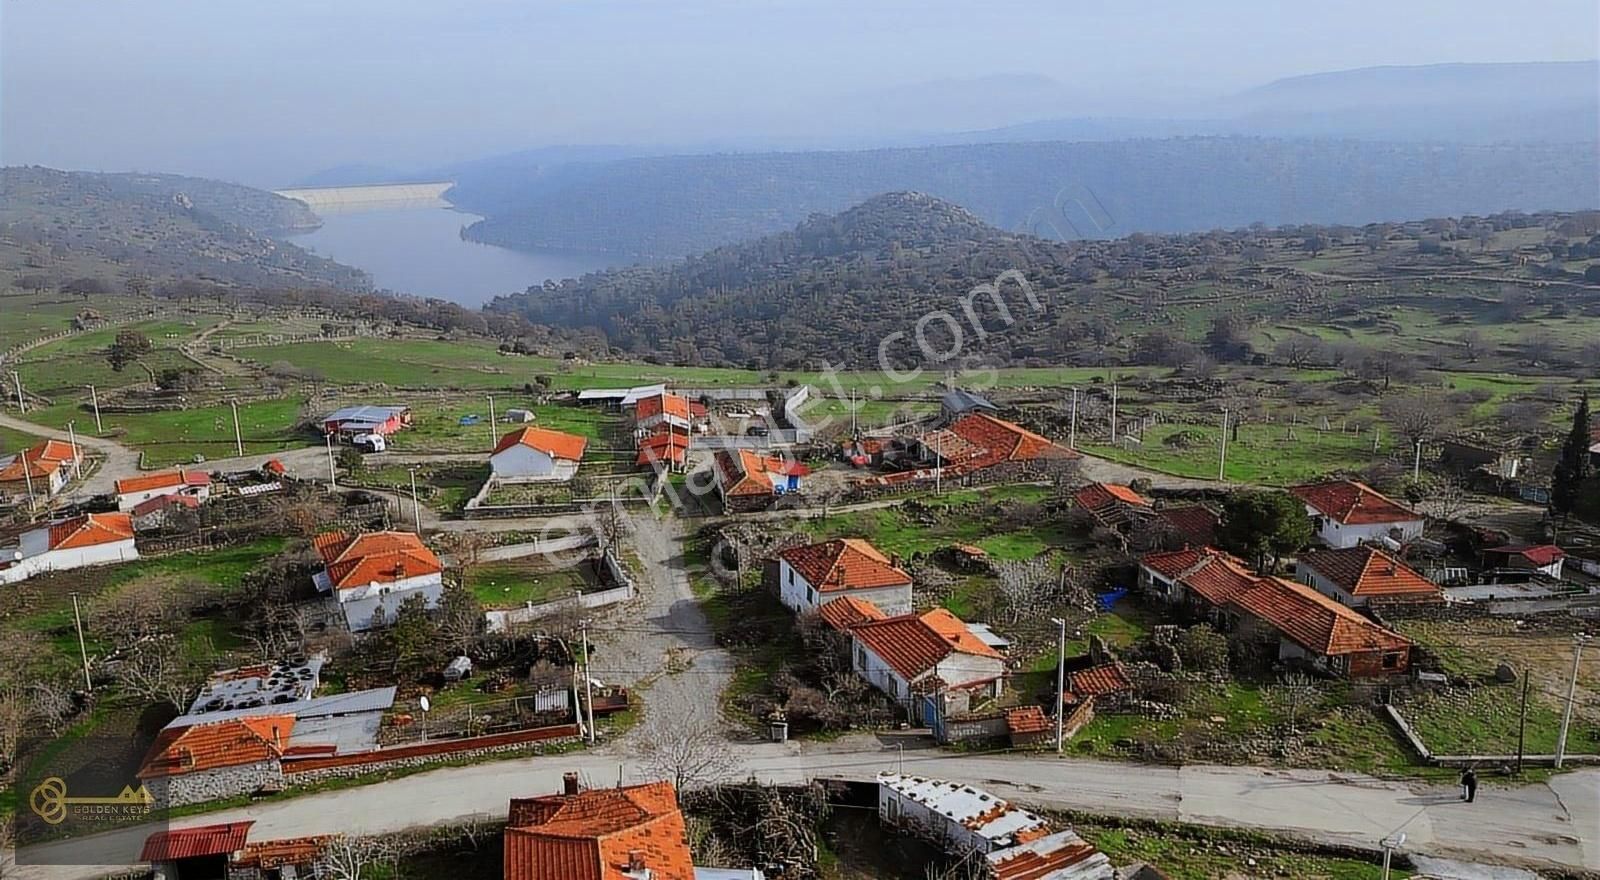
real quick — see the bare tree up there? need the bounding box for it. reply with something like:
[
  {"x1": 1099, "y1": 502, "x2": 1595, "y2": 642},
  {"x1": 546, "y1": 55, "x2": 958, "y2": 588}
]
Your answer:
[
  {"x1": 993, "y1": 558, "x2": 1058, "y2": 626},
  {"x1": 1276, "y1": 672, "x2": 1320, "y2": 732},
  {"x1": 1379, "y1": 391, "x2": 1464, "y2": 453},
  {"x1": 636, "y1": 708, "x2": 737, "y2": 794},
  {"x1": 314, "y1": 835, "x2": 395, "y2": 880},
  {"x1": 1455, "y1": 330, "x2": 1486, "y2": 364},
  {"x1": 1273, "y1": 336, "x2": 1325, "y2": 370},
  {"x1": 112, "y1": 639, "x2": 211, "y2": 711}
]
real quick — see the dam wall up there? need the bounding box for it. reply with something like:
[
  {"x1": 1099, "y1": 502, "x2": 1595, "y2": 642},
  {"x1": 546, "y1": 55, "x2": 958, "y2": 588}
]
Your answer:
[{"x1": 275, "y1": 181, "x2": 455, "y2": 214}]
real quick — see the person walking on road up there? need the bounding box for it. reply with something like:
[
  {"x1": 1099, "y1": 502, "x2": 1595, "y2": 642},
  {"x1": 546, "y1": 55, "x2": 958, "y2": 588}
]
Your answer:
[{"x1": 1460, "y1": 767, "x2": 1478, "y2": 803}]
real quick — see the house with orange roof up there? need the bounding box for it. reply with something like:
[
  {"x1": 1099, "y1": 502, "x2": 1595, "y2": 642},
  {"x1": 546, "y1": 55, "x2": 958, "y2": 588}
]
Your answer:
[
  {"x1": 0, "y1": 512, "x2": 138, "y2": 585},
  {"x1": 312, "y1": 530, "x2": 445, "y2": 632},
  {"x1": 777, "y1": 538, "x2": 914, "y2": 616},
  {"x1": 918, "y1": 413, "x2": 1079, "y2": 477},
  {"x1": 712, "y1": 449, "x2": 809, "y2": 513},
  {"x1": 138, "y1": 714, "x2": 295, "y2": 806},
  {"x1": 490, "y1": 426, "x2": 589, "y2": 482},
  {"x1": 1297, "y1": 546, "x2": 1443, "y2": 607},
  {"x1": 505, "y1": 772, "x2": 762, "y2": 880},
  {"x1": 0, "y1": 438, "x2": 82, "y2": 501},
  {"x1": 1072, "y1": 482, "x2": 1154, "y2": 532},
  {"x1": 1227, "y1": 576, "x2": 1413, "y2": 678},
  {"x1": 849, "y1": 607, "x2": 1006, "y2": 716},
  {"x1": 636, "y1": 430, "x2": 691, "y2": 473},
  {"x1": 1290, "y1": 480, "x2": 1425, "y2": 549},
  {"x1": 633, "y1": 391, "x2": 695, "y2": 436},
  {"x1": 1136, "y1": 546, "x2": 1259, "y2": 613},
  {"x1": 115, "y1": 468, "x2": 211, "y2": 511}
]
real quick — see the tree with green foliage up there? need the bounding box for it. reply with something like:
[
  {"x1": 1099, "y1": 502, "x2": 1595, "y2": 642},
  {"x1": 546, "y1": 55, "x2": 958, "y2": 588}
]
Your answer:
[
  {"x1": 336, "y1": 446, "x2": 365, "y2": 474},
  {"x1": 1551, "y1": 393, "x2": 1592, "y2": 521},
  {"x1": 106, "y1": 328, "x2": 152, "y2": 372},
  {"x1": 1219, "y1": 490, "x2": 1314, "y2": 573},
  {"x1": 385, "y1": 593, "x2": 440, "y2": 680}
]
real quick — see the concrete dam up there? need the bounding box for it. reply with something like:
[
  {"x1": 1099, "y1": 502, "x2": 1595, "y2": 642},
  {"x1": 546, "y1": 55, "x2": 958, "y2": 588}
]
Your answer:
[{"x1": 274, "y1": 181, "x2": 455, "y2": 214}]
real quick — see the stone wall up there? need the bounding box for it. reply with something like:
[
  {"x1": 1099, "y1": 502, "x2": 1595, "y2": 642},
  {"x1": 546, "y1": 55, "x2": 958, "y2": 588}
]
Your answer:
[
  {"x1": 162, "y1": 760, "x2": 283, "y2": 807},
  {"x1": 284, "y1": 730, "x2": 580, "y2": 784}
]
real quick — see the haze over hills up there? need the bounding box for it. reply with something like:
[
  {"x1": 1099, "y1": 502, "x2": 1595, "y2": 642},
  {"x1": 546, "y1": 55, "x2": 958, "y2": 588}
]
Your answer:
[
  {"x1": 0, "y1": 166, "x2": 369, "y2": 291},
  {"x1": 453, "y1": 136, "x2": 1599, "y2": 260}
]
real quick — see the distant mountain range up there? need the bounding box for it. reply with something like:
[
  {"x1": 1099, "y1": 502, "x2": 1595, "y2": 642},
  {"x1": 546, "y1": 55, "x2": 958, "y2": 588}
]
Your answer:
[{"x1": 452, "y1": 137, "x2": 1598, "y2": 260}]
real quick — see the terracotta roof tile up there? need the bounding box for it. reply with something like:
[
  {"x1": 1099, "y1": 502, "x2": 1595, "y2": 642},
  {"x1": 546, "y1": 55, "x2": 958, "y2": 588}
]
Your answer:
[
  {"x1": 47, "y1": 513, "x2": 135, "y2": 550},
  {"x1": 1005, "y1": 706, "x2": 1050, "y2": 735},
  {"x1": 634, "y1": 393, "x2": 691, "y2": 423},
  {"x1": 1141, "y1": 547, "x2": 1258, "y2": 606},
  {"x1": 1067, "y1": 662, "x2": 1132, "y2": 698},
  {"x1": 493, "y1": 426, "x2": 589, "y2": 461},
  {"x1": 1153, "y1": 505, "x2": 1220, "y2": 546},
  {"x1": 1290, "y1": 480, "x2": 1420, "y2": 526},
  {"x1": 115, "y1": 469, "x2": 210, "y2": 495},
  {"x1": 235, "y1": 836, "x2": 334, "y2": 869},
  {"x1": 131, "y1": 493, "x2": 202, "y2": 517},
  {"x1": 140, "y1": 822, "x2": 254, "y2": 862},
  {"x1": 1299, "y1": 546, "x2": 1441, "y2": 600},
  {"x1": 313, "y1": 530, "x2": 443, "y2": 590},
  {"x1": 505, "y1": 781, "x2": 694, "y2": 880},
  {"x1": 850, "y1": 608, "x2": 1001, "y2": 681},
  {"x1": 1073, "y1": 482, "x2": 1152, "y2": 511},
  {"x1": 1229, "y1": 577, "x2": 1412, "y2": 657},
  {"x1": 818, "y1": 596, "x2": 888, "y2": 630},
  {"x1": 139, "y1": 716, "x2": 293, "y2": 778},
  {"x1": 1486, "y1": 544, "x2": 1566, "y2": 566},
  {"x1": 921, "y1": 608, "x2": 1003, "y2": 660},
  {"x1": 780, "y1": 538, "x2": 911, "y2": 593},
  {"x1": 715, "y1": 449, "x2": 809, "y2": 496},
  {"x1": 943, "y1": 414, "x2": 1079, "y2": 473},
  {"x1": 0, "y1": 454, "x2": 62, "y2": 482},
  {"x1": 26, "y1": 439, "x2": 80, "y2": 464}
]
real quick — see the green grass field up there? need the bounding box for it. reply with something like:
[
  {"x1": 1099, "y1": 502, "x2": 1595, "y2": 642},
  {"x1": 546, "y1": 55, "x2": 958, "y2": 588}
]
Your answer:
[
  {"x1": 800, "y1": 485, "x2": 1063, "y2": 561},
  {"x1": 466, "y1": 559, "x2": 595, "y2": 609},
  {"x1": 1084, "y1": 418, "x2": 1387, "y2": 485},
  {"x1": 25, "y1": 397, "x2": 312, "y2": 466}
]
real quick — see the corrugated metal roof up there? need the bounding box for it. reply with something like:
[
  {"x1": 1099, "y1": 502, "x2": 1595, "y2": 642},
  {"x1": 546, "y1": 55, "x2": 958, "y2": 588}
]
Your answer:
[
  {"x1": 165, "y1": 686, "x2": 396, "y2": 730},
  {"x1": 879, "y1": 774, "x2": 1049, "y2": 847},
  {"x1": 141, "y1": 821, "x2": 254, "y2": 862}
]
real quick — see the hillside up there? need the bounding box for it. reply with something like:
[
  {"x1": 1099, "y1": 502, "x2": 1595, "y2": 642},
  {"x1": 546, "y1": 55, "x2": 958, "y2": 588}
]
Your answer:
[
  {"x1": 455, "y1": 137, "x2": 1599, "y2": 260},
  {"x1": 487, "y1": 192, "x2": 1600, "y2": 373},
  {"x1": 0, "y1": 166, "x2": 368, "y2": 291}
]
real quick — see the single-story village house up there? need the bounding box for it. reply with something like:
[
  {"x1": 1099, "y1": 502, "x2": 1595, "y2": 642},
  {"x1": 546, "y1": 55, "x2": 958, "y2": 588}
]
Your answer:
[
  {"x1": 505, "y1": 773, "x2": 766, "y2": 880},
  {"x1": 1483, "y1": 544, "x2": 1566, "y2": 579},
  {"x1": 489, "y1": 426, "x2": 588, "y2": 483},
  {"x1": 130, "y1": 493, "x2": 203, "y2": 532},
  {"x1": 915, "y1": 413, "x2": 1080, "y2": 477},
  {"x1": 1290, "y1": 480, "x2": 1425, "y2": 549},
  {"x1": 1296, "y1": 545, "x2": 1443, "y2": 607},
  {"x1": 843, "y1": 605, "x2": 1007, "y2": 718},
  {"x1": 712, "y1": 449, "x2": 809, "y2": 513},
  {"x1": 320, "y1": 405, "x2": 411, "y2": 441},
  {"x1": 312, "y1": 530, "x2": 445, "y2": 632},
  {"x1": 0, "y1": 512, "x2": 138, "y2": 585},
  {"x1": 0, "y1": 439, "x2": 83, "y2": 502},
  {"x1": 1073, "y1": 482, "x2": 1154, "y2": 532},
  {"x1": 1139, "y1": 546, "x2": 1414, "y2": 678},
  {"x1": 777, "y1": 538, "x2": 914, "y2": 616},
  {"x1": 115, "y1": 468, "x2": 211, "y2": 511}
]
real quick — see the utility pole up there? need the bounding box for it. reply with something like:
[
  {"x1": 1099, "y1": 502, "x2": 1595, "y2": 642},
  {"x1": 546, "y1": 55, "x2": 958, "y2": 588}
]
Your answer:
[
  {"x1": 849, "y1": 388, "x2": 857, "y2": 437},
  {"x1": 1555, "y1": 633, "x2": 1589, "y2": 769},
  {"x1": 1516, "y1": 670, "x2": 1531, "y2": 775},
  {"x1": 1068, "y1": 388, "x2": 1078, "y2": 450},
  {"x1": 408, "y1": 466, "x2": 422, "y2": 534},
  {"x1": 1379, "y1": 833, "x2": 1406, "y2": 880},
  {"x1": 1109, "y1": 383, "x2": 1118, "y2": 444},
  {"x1": 1050, "y1": 616, "x2": 1066, "y2": 753},
  {"x1": 934, "y1": 431, "x2": 942, "y2": 495},
  {"x1": 1218, "y1": 408, "x2": 1230, "y2": 482},
  {"x1": 1412, "y1": 439, "x2": 1423, "y2": 482},
  {"x1": 229, "y1": 399, "x2": 244, "y2": 457},
  {"x1": 485, "y1": 395, "x2": 497, "y2": 451},
  {"x1": 325, "y1": 432, "x2": 337, "y2": 488},
  {"x1": 71, "y1": 592, "x2": 93, "y2": 691},
  {"x1": 66, "y1": 420, "x2": 82, "y2": 479},
  {"x1": 87, "y1": 384, "x2": 103, "y2": 432},
  {"x1": 580, "y1": 619, "x2": 596, "y2": 744},
  {"x1": 11, "y1": 370, "x2": 25, "y2": 413},
  {"x1": 20, "y1": 447, "x2": 36, "y2": 507}
]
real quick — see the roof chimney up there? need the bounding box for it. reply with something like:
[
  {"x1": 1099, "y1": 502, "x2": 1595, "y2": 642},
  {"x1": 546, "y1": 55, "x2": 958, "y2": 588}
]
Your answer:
[
  {"x1": 562, "y1": 772, "x2": 581, "y2": 796},
  {"x1": 627, "y1": 850, "x2": 646, "y2": 872}
]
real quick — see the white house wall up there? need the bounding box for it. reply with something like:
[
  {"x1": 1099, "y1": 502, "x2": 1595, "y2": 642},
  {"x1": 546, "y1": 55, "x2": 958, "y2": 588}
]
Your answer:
[
  {"x1": 0, "y1": 539, "x2": 139, "y2": 585},
  {"x1": 490, "y1": 445, "x2": 567, "y2": 482},
  {"x1": 1298, "y1": 566, "x2": 1360, "y2": 606},
  {"x1": 339, "y1": 577, "x2": 445, "y2": 632},
  {"x1": 117, "y1": 483, "x2": 210, "y2": 511},
  {"x1": 778, "y1": 560, "x2": 913, "y2": 615},
  {"x1": 1308, "y1": 511, "x2": 1425, "y2": 549}
]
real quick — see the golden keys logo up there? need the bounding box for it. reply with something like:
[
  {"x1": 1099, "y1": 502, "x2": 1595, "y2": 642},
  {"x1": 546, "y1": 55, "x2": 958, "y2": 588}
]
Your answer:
[{"x1": 29, "y1": 776, "x2": 155, "y2": 826}]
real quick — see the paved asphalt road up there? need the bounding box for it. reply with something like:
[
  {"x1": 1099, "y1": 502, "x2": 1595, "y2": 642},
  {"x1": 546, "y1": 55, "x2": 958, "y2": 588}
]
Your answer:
[{"x1": 8, "y1": 743, "x2": 1597, "y2": 878}]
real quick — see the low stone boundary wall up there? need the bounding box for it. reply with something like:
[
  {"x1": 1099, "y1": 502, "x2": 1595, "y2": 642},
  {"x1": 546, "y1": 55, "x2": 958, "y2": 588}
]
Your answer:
[
  {"x1": 283, "y1": 723, "x2": 580, "y2": 779},
  {"x1": 1383, "y1": 703, "x2": 1600, "y2": 767}
]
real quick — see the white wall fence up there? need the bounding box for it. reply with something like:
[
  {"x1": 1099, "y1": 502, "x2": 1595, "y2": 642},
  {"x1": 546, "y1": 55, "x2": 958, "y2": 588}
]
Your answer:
[{"x1": 483, "y1": 548, "x2": 636, "y2": 633}]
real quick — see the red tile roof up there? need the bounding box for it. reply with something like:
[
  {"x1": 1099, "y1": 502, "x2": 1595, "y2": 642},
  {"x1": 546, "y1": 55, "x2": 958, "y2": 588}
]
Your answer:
[
  {"x1": 850, "y1": 608, "x2": 1002, "y2": 682},
  {"x1": 715, "y1": 449, "x2": 809, "y2": 496},
  {"x1": 636, "y1": 432, "x2": 689, "y2": 466},
  {"x1": 818, "y1": 596, "x2": 888, "y2": 630},
  {"x1": 634, "y1": 392, "x2": 692, "y2": 424},
  {"x1": 1486, "y1": 544, "x2": 1566, "y2": 566},
  {"x1": 1290, "y1": 480, "x2": 1420, "y2": 525},
  {"x1": 943, "y1": 413, "x2": 1079, "y2": 473},
  {"x1": 139, "y1": 716, "x2": 293, "y2": 779},
  {"x1": 1067, "y1": 662, "x2": 1133, "y2": 698},
  {"x1": 47, "y1": 512, "x2": 135, "y2": 550},
  {"x1": 1153, "y1": 505, "x2": 1220, "y2": 546},
  {"x1": 1229, "y1": 577, "x2": 1412, "y2": 657},
  {"x1": 115, "y1": 469, "x2": 210, "y2": 495},
  {"x1": 0, "y1": 453, "x2": 62, "y2": 482},
  {"x1": 505, "y1": 781, "x2": 694, "y2": 880},
  {"x1": 131, "y1": 493, "x2": 202, "y2": 517},
  {"x1": 235, "y1": 836, "x2": 334, "y2": 870},
  {"x1": 780, "y1": 538, "x2": 911, "y2": 593},
  {"x1": 493, "y1": 426, "x2": 589, "y2": 461},
  {"x1": 313, "y1": 530, "x2": 443, "y2": 590},
  {"x1": 26, "y1": 439, "x2": 81, "y2": 464},
  {"x1": 1299, "y1": 546, "x2": 1442, "y2": 600},
  {"x1": 1005, "y1": 705, "x2": 1050, "y2": 735},
  {"x1": 140, "y1": 821, "x2": 254, "y2": 862},
  {"x1": 1073, "y1": 482, "x2": 1152, "y2": 512},
  {"x1": 1140, "y1": 547, "x2": 1258, "y2": 606}
]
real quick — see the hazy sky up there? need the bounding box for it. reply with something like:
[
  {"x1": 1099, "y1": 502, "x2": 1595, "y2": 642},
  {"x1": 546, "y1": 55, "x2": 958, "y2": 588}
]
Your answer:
[{"x1": 3, "y1": 0, "x2": 1596, "y2": 185}]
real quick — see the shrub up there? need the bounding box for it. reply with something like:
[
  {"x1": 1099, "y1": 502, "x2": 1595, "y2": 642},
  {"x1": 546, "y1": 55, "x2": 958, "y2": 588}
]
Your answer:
[{"x1": 1175, "y1": 625, "x2": 1230, "y2": 672}]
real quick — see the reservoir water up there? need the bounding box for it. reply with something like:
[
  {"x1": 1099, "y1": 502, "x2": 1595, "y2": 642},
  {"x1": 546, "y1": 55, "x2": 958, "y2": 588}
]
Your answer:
[{"x1": 285, "y1": 203, "x2": 619, "y2": 308}]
